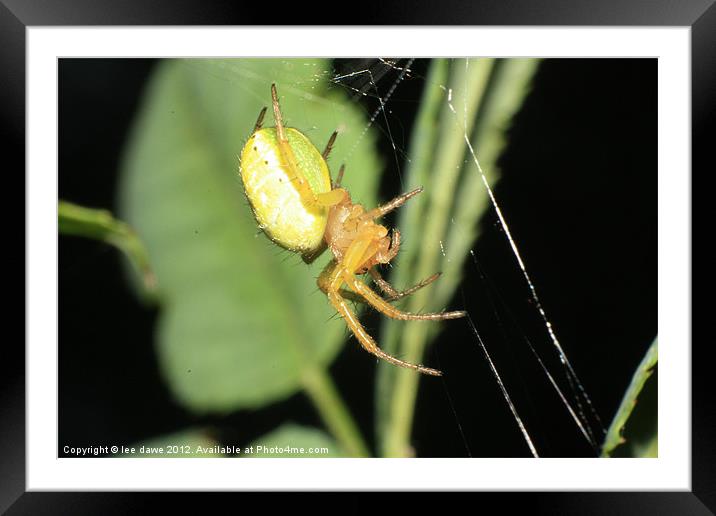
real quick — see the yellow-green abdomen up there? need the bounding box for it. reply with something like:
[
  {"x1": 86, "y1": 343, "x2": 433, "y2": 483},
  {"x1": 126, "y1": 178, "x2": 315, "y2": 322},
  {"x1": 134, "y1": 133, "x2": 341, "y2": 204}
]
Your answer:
[{"x1": 239, "y1": 127, "x2": 332, "y2": 255}]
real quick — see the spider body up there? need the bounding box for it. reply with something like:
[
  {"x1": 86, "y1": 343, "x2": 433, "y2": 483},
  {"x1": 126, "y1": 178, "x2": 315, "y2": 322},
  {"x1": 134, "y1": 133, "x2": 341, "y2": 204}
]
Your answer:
[
  {"x1": 240, "y1": 127, "x2": 331, "y2": 255},
  {"x1": 324, "y1": 191, "x2": 395, "y2": 274},
  {"x1": 239, "y1": 84, "x2": 465, "y2": 376}
]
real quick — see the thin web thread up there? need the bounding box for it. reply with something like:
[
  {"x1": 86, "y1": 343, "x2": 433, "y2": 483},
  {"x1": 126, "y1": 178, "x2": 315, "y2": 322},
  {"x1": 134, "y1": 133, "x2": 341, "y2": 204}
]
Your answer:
[
  {"x1": 435, "y1": 350, "x2": 473, "y2": 457},
  {"x1": 464, "y1": 311, "x2": 539, "y2": 457},
  {"x1": 333, "y1": 58, "x2": 416, "y2": 189},
  {"x1": 469, "y1": 250, "x2": 599, "y2": 452},
  {"x1": 454, "y1": 71, "x2": 605, "y2": 443},
  {"x1": 436, "y1": 68, "x2": 543, "y2": 456},
  {"x1": 330, "y1": 59, "x2": 602, "y2": 452}
]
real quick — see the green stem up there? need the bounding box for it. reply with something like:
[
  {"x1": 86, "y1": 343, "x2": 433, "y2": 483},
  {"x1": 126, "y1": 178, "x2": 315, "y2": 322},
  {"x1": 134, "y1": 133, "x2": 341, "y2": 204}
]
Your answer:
[
  {"x1": 302, "y1": 366, "x2": 370, "y2": 457},
  {"x1": 380, "y1": 59, "x2": 494, "y2": 457},
  {"x1": 437, "y1": 59, "x2": 541, "y2": 302},
  {"x1": 602, "y1": 337, "x2": 658, "y2": 457},
  {"x1": 58, "y1": 200, "x2": 157, "y2": 296},
  {"x1": 375, "y1": 58, "x2": 450, "y2": 444},
  {"x1": 378, "y1": 59, "x2": 540, "y2": 457}
]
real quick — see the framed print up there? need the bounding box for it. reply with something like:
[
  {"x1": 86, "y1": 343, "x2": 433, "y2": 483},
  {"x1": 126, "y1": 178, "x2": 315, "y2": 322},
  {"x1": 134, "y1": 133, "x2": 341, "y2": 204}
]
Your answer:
[{"x1": 5, "y1": 0, "x2": 711, "y2": 512}]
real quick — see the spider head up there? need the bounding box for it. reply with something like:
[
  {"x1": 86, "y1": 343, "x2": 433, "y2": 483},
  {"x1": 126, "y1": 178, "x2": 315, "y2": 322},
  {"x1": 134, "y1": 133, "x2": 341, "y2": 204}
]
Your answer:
[{"x1": 324, "y1": 191, "x2": 400, "y2": 274}]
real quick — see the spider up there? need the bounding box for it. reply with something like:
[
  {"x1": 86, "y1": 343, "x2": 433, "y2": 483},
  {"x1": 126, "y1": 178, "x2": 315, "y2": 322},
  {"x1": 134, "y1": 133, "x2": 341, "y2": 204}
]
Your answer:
[{"x1": 239, "y1": 84, "x2": 465, "y2": 376}]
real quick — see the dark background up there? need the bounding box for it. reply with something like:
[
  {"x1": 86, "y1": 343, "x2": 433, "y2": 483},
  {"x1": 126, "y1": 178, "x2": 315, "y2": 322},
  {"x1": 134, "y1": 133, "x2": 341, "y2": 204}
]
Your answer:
[{"x1": 58, "y1": 58, "x2": 656, "y2": 458}]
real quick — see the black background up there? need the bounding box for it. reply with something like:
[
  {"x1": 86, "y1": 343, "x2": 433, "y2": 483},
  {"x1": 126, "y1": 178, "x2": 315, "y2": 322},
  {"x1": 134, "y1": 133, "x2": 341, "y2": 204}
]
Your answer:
[{"x1": 59, "y1": 58, "x2": 656, "y2": 458}]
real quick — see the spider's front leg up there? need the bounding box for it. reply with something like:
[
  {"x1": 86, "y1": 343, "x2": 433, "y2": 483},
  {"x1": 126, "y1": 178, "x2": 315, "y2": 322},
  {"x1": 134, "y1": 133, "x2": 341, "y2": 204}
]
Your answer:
[
  {"x1": 361, "y1": 187, "x2": 424, "y2": 220},
  {"x1": 344, "y1": 271, "x2": 466, "y2": 321},
  {"x1": 318, "y1": 260, "x2": 443, "y2": 376},
  {"x1": 337, "y1": 227, "x2": 466, "y2": 322},
  {"x1": 269, "y1": 84, "x2": 346, "y2": 209},
  {"x1": 318, "y1": 228, "x2": 465, "y2": 376}
]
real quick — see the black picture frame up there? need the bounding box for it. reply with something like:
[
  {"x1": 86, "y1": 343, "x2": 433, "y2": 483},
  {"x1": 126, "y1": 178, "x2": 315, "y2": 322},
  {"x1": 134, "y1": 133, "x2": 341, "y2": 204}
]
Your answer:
[{"x1": 4, "y1": 0, "x2": 710, "y2": 512}]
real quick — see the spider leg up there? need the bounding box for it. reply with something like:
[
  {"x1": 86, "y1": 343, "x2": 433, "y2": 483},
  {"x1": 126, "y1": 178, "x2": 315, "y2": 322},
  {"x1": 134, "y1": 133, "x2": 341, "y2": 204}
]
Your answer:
[
  {"x1": 322, "y1": 131, "x2": 338, "y2": 159},
  {"x1": 318, "y1": 260, "x2": 442, "y2": 376},
  {"x1": 362, "y1": 187, "x2": 423, "y2": 220},
  {"x1": 340, "y1": 269, "x2": 441, "y2": 304},
  {"x1": 338, "y1": 227, "x2": 463, "y2": 321},
  {"x1": 380, "y1": 228, "x2": 401, "y2": 263},
  {"x1": 270, "y1": 84, "x2": 347, "y2": 209},
  {"x1": 345, "y1": 272, "x2": 465, "y2": 321},
  {"x1": 301, "y1": 242, "x2": 327, "y2": 264},
  {"x1": 332, "y1": 266, "x2": 432, "y2": 305},
  {"x1": 369, "y1": 268, "x2": 442, "y2": 302},
  {"x1": 253, "y1": 106, "x2": 268, "y2": 133},
  {"x1": 333, "y1": 164, "x2": 345, "y2": 189},
  {"x1": 336, "y1": 271, "x2": 434, "y2": 305}
]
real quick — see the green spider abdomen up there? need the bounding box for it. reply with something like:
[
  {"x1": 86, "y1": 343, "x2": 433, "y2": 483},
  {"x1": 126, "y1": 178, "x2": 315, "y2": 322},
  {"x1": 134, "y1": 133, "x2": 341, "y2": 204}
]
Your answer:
[{"x1": 239, "y1": 127, "x2": 332, "y2": 255}]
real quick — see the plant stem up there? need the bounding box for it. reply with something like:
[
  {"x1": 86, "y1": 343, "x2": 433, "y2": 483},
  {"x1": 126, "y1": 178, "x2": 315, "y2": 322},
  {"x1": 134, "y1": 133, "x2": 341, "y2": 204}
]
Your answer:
[
  {"x1": 602, "y1": 337, "x2": 658, "y2": 457},
  {"x1": 375, "y1": 58, "x2": 450, "y2": 444},
  {"x1": 302, "y1": 366, "x2": 370, "y2": 457},
  {"x1": 437, "y1": 58, "x2": 541, "y2": 302},
  {"x1": 380, "y1": 59, "x2": 494, "y2": 457},
  {"x1": 58, "y1": 200, "x2": 157, "y2": 296},
  {"x1": 378, "y1": 59, "x2": 540, "y2": 457}
]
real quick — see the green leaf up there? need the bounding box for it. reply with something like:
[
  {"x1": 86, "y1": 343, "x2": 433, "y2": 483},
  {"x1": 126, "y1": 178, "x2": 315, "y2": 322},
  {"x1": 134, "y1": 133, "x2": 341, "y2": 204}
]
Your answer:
[
  {"x1": 58, "y1": 200, "x2": 157, "y2": 296},
  {"x1": 246, "y1": 424, "x2": 341, "y2": 457},
  {"x1": 602, "y1": 338, "x2": 658, "y2": 457},
  {"x1": 118, "y1": 59, "x2": 380, "y2": 415},
  {"x1": 121, "y1": 428, "x2": 222, "y2": 457}
]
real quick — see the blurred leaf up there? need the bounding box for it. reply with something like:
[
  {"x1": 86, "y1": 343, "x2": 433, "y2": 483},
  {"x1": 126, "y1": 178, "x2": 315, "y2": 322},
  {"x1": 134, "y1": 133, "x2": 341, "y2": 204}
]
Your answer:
[
  {"x1": 118, "y1": 59, "x2": 380, "y2": 414},
  {"x1": 121, "y1": 428, "x2": 222, "y2": 457},
  {"x1": 602, "y1": 338, "x2": 658, "y2": 457},
  {"x1": 58, "y1": 200, "x2": 157, "y2": 296},
  {"x1": 246, "y1": 424, "x2": 341, "y2": 457}
]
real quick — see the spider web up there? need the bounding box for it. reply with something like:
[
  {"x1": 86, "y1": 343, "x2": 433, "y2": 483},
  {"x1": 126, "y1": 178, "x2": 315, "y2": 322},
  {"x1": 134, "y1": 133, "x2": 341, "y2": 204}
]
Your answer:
[
  {"x1": 327, "y1": 58, "x2": 606, "y2": 458},
  {"x1": 189, "y1": 57, "x2": 607, "y2": 458}
]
